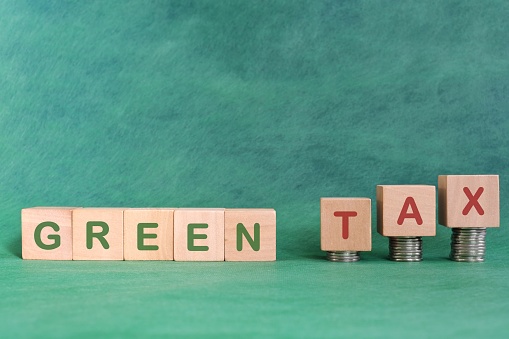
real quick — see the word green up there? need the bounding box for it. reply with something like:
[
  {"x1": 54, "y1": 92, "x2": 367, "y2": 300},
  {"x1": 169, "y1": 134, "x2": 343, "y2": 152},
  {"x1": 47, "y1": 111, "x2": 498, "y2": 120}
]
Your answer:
[{"x1": 34, "y1": 222, "x2": 262, "y2": 252}]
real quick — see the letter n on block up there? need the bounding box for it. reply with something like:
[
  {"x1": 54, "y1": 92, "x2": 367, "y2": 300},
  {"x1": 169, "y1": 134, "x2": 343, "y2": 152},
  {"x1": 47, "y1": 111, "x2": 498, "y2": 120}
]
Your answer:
[
  {"x1": 21, "y1": 207, "x2": 78, "y2": 260},
  {"x1": 72, "y1": 208, "x2": 124, "y2": 260},
  {"x1": 320, "y1": 198, "x2": 371, "y2": 253},
  {"x1": 377, "y1": 185, "x2": 436, "y2": 237},
  {"x1": 438, "y1": 175, "x2": 499, "y2": 228},
  {"x1": 174, "y1": 209, "x2": 225, "y2": 261},
  {"x1": 224, "y1": 209, "x2": 276, "y2": 261}
]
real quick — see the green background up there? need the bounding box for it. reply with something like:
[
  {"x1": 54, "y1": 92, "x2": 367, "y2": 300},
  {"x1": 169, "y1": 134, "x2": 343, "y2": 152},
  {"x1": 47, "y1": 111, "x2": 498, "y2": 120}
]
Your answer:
[{"x1": 1, "y1": 0, "x2": 508, "y2": 337}]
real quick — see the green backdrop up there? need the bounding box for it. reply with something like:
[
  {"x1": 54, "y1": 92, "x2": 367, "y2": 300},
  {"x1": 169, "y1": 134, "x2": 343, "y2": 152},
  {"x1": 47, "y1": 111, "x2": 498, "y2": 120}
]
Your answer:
[{"x1": 1, "y1": 1, "x2": 508, "y2": 337}]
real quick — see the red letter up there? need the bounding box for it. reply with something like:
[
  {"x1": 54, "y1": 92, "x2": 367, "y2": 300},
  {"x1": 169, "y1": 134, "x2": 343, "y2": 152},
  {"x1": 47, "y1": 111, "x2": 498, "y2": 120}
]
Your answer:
[
  {"x1": 333, "y1": 211, "x2": 357, "y2": 239},
  {"x1": 462, "y1": 187, "x2": 484, "y2": 216},
  {"x1": 397, "y1": 197, "x2": 423, "y2": 225}
]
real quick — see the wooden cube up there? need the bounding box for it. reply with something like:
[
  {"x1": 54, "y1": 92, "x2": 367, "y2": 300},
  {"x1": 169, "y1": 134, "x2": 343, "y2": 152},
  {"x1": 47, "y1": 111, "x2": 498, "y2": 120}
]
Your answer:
[
  {"x1": 124, "y1": 209, "x2": 174, "y2": 260},
  {"x1": 224, "y1": 209, "x2": 276, "y2": 261},
  {"x1": 73, "y1": 208, "x2": 124, "y2": 260},
  {"x1": 320, "y1": 198, "x2": 371, "y2": 252},
  {"x1": 377, "y1": 185, "x2": 436, "y2": 237},
  {"x1": 438, "y1": 175, "x2": 499, "y2": 228},
  {"x1": 21, "y1": 207, "x2": 76, "y2": 260},
  {"x1": 174, "y1": 208, "x2": 225, "y2": 261}
]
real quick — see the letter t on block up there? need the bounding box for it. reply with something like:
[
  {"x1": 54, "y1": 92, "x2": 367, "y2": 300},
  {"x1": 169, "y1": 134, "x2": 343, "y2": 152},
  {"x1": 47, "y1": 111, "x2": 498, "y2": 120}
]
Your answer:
[
  {"x1": 224, "y1": 209, "x2": 276, "y2": 261},
  {"x1": 320, "y1": 198, "x2": 372, "y2": 257}
]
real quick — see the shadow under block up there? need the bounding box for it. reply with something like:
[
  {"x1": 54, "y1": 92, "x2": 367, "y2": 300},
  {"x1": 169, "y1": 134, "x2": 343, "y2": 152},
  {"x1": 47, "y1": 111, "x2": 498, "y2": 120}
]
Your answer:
[
  {"x1": 174, "y1": 209, "x2": 225, "y2": 261},
  {"x1": 377, "y1": 185, "x2": 436, "y2": 237},
  {"x1": 21, "y1": 207, "x2": 76, "y2": 260},
  {"x1": 320, "y1": 198, "x2": 371, "y2": 252},
  {"x1": 438, "y1": 175, "x2": 499, "y2": 228},
  {"x1": 72, "y1": 208, "x2": 124, "y2": 260},
  {"x1": 124, "y1": 209, "x2": 174, "y2": 260},
  {"x1": 224, "y1": 209, "x2": 276, "y2": 261}
]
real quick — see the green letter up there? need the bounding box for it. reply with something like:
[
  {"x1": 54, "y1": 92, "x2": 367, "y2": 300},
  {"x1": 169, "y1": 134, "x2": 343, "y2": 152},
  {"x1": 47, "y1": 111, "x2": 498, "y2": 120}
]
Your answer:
[
  {"x1": 137, "y1": 223, "x2": 159, "y2": 250},
  {"x1": 86, "y1": 221, "x2": 110, "y2": 249},
  {"x1": 34, "y1": 222, "x2": 61, "y2": 250},
  {"x1": 188, "y1": 223, "x2": 208, "y2": 251},
  {"x1": 237, "y1": 223, "x2": 260, "y2": 251}
]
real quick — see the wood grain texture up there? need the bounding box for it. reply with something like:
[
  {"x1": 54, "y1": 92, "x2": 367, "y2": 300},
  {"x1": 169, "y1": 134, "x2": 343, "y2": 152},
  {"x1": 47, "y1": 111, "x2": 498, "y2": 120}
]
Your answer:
[
  {"x1": 438, "y1": 175, "x2": 499, "y2": 228},
  {"x1": 320, "y1": 198, "x2": 371, "y2": 252},
  {"x1": 377, "y1": 185, "x2": 436, "y2": 237},
  {"x1": 124, "y1": 209, "x2": 174, "y2": 260},
  {"x1": 224, "y1": 209, "x2": 276, "y2": 261},
  {"x1": 21, "y1": 207, "x2": 76, "y2": 260},
  {"x1": 174, "y1": 208, "x2": 225, "y2": 261},
  {"x1": 72, "y1": 208, "x2": 124, "y2": 260}
]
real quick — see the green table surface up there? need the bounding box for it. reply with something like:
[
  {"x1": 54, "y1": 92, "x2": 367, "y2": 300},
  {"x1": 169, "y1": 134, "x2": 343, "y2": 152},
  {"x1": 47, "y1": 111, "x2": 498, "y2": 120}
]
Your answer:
[{"x1": 1, "y1": 1, "x2": 508, "y2": 337}]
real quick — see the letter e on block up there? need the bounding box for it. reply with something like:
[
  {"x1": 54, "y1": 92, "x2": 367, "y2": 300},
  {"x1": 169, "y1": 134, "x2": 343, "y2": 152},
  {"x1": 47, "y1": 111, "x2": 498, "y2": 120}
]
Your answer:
[
  {"x1": 377, "y1": 185, "x2": 436, "y2": 237},
  {"x1": 21, "y1": 207, "x2": 77, "y2": 260},
  {"x1": 438, "y1": 175, "x2": 499, "y2": 228},
  {"x1": 224, "y1": 209, "x2": 276, "y2": 261},
  {"x1": 72, "y1": 208, "x2": 124, "y2": 260},
  {"x1": 124, "y1": 208, "x2": 174, "y2": 260},
  {"x1": 320, "y1": 198, "x2": 371, "y2": 252},
  {"x1": 174, "y1": 208, "x2": 225, "y2": 261}
]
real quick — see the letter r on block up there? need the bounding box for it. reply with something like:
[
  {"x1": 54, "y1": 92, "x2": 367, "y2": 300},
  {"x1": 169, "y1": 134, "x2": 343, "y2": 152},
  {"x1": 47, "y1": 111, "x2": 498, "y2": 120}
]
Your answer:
[{"x1": 86, "y1": 221, "x2": 110, "y2": 249}]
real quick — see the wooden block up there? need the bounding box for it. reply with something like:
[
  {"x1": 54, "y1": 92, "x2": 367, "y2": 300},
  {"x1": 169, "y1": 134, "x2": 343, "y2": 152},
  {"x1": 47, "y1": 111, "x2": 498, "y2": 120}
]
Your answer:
[
  {"x1": 320, "y1": 198, "x2": 371, "y2": 252},
  {"x1": 21, "y1": 207, "x2": 76, "y2": 260},
  {"x1": 438, "y1": 175, "x2": 499, "y2": 228},
  {"x1": 224, "y1": 209, "x2": 276, "y2": 261},
  {"x1": 72, "y1": 208, "x2": 124, "y2": 260},
  {"x1": 377, "y1": 185, "x2": 436, "y2": 237},
  {"x1": 124, "y1": 209, "x2": 174, "y2": 260},
  {"x1": 174, "y1": 208, "x2": 224, "y2": 261}
]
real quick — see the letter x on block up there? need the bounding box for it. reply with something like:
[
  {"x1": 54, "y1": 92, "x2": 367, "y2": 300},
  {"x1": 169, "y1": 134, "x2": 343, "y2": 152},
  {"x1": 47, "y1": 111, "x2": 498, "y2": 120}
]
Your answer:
[{"x1": 438, "y1": 175, "x2": 499, "y2": 228}]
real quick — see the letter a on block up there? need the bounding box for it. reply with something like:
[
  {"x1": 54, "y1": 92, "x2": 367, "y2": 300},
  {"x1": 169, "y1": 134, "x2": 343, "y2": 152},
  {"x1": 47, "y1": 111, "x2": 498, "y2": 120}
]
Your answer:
[
  {"x1": 397, "y1": 197, "x2": 423, "y2": 225},
  {"x1": 224, "y1": 209, "x2": 276, "y2": 261},
  {"x1": 321, "y1": 198, "x2": 371, "y2": 252},
  {"x1": 377, "y1": 185, "x2": 436, "y2": 237},
  {"x1": 438, "y1": 175, "x2": 499, "y2": 228}
]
